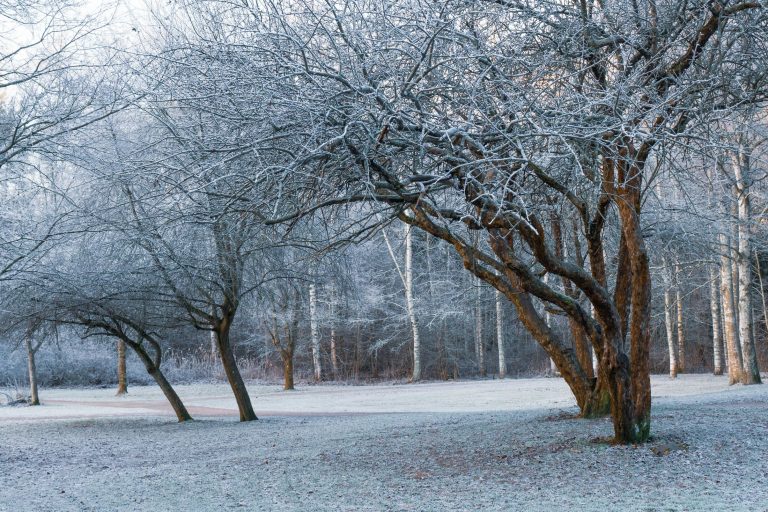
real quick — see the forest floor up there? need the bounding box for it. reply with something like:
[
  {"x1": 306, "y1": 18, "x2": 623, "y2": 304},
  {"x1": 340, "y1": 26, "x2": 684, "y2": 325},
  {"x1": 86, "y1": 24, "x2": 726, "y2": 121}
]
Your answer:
[{"x1": 1, "y1": 374, "x2": 767, "y2": 511}]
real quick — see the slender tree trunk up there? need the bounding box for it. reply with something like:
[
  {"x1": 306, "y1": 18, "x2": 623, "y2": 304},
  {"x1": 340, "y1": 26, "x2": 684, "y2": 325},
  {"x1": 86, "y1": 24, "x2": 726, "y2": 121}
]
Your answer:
[
  {"x1": 734, "y1": 150, "x2": 761, "y2": 384},
  {"x1": 675, "y1": 262, "x2": 685, "y2": 373},
  {"x1": 662, "y1": 260, "x2": 678, "y2": 379},
  {"x1": 24, "y1": 332, "x2": 40, "y2": 406},
  {"x1": 130, "y1": 342, "x2": 192, "y2": 422},
  {"x1": 282, "y1": 349, "x2": 295, "y2": 391},
  {"x1": 720, "y1": 232, "x2": 744, "y2": 385},
  {"x1": 755, "y1": 252, "x2": 768, "y2": 360},
  {"x1": 116, "y1": 339, "x2": 128, "y2": 395},
  {"x1": 215, "y1": 321, "x2": 257, "y2": 421},
  {"x1": 475, "y1": 279, "x2": 485, "y2": 377},
  {"x1": 330, "y1": 328, "x2": 338, "y2": 380},
  {"x1": 709, "y1": 264, "x2": 724, "y2": 376},
  {"x1": 404, "y1": 225, "x2": 422, "y2": 381},
  {"x1": 210, "y1": 330, "x2": 217, "y2": 359},
  {"x1": 496, "y1": 289, "x2": 506, "y2": 378},
  {"x1": 309, "y1": 283, "x2": 322, "y2": 381}
]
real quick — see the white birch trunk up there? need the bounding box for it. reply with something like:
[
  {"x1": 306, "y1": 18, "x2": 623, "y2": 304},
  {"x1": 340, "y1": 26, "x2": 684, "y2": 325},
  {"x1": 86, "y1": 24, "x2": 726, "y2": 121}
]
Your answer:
[
  {"x1": 675, "y1": 261, "x2": 685, "y2": 373},
  {"x1": 662, "y1": 257, "x2": 678, "y2": 379},
  {"x1": 733, "y1": 150, "x2": 761, "y2": 384},
  {"x1": 309, "y1": 283, "x2": 322, "y2": 381},
  {"x1": 475, "y1": 278, "x2": 485, "y2": 376},
  {"x1": 709, "y1": 264, "x2": 724, "y2": 376},
  {"x1": 330, "y1": 327, "x2": 338, "y2": 380},
  {"x1": 495, "y1": 289, "x2": 506, "y2": 378},
  {"x1": 719, "y1": 232, "x2": 744, "y2": 385},
  {"x1": 382, "y1": 225, "x2": 422, "y2": 382},
  {"x1": 24, "y1": 332, "x2": 40, "y2": 406},
  {"x1": 404, "y1": 225, "x2": 422, "y2": 381}
]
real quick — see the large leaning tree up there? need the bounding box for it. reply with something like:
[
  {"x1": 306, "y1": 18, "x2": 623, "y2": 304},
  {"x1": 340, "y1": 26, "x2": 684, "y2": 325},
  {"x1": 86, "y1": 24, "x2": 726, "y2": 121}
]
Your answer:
[{"x1": 243, "y1": 0, "x2": 765, "y2": 443}]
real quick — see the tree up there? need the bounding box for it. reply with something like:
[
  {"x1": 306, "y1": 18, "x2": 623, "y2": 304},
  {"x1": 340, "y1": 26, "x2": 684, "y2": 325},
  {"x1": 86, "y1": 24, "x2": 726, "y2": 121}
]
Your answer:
[{"x1": 235, "y1": 0, "x2": 766, "y2": 442}]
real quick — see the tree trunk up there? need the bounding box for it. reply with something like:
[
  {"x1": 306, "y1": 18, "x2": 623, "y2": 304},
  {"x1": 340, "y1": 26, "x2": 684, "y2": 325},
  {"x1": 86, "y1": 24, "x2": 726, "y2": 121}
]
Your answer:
[
  {"x1": 129, "y1": 342, "x2": 192, "y2": 422},
  {"x1": 611, "y1": 169, "x2": 652, "y2": 444},
  {"x1": 663, "y1": 276, "x2": 678, "y2": 379},
  {"x1": 475, "y1": 279, "x2": 485, "y2": 377},
  {"x1": 215, "y1": 321, "x2": 257, "y2": 421},
  {"x1": 330, "y1": 327, "x2": 338, "y2": 380},
  {"x1": 116, "y1": 339, "x2": 128, "y2": 395},
  {"x1": 709, "y1": 264, "x2": 724, "y2": 376},
  {"x1": 24, "y1": 332, "x2": 40, "y2": 406},
  {"x1": 281, "y1": 349, "x2": 295, "y2": 391},
  {"x1": 734, "y1": 150, "x2": 761, "y2": 384},
  {"x1": 404, "y1": 225, "x2": 422, "y2": 381},
  {"x1": 309, "y1": 283, "x2": 322, "y2": 381},
  {"x1": 719, "y1": 232, "x2": 744, "y2": 385},
  {"x1": 495, "y1": 289, "x2": 506, "y2": 378},
  {"x1": 675, "y1": 262, "x2": 686, "y2": 373}
]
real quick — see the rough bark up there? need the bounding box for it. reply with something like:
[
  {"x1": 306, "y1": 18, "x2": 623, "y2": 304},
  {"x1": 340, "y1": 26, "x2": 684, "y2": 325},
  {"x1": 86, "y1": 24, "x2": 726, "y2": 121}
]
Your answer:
[
  {"x1": 116, "y1": 339, "x2": 128, "y2": 395},
  {"x1": 214, "y1": 319, "x2": 257, "y2": 421},
  {"x1": 281, "y1": 349, "x2": 295, "y2": 391}
]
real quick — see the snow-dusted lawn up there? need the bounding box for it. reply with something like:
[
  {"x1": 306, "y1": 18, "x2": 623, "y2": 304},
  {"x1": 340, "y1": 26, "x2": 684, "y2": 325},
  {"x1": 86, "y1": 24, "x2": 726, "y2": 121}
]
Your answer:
[{"x1": 1, "y1": 375, "x2": 766, "y2": 511}]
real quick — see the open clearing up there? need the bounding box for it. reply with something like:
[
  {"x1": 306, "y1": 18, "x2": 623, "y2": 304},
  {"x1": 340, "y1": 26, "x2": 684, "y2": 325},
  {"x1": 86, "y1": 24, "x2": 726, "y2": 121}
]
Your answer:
[{"x1": 1, "y1": 374, "x2": 767, "y2": 511}]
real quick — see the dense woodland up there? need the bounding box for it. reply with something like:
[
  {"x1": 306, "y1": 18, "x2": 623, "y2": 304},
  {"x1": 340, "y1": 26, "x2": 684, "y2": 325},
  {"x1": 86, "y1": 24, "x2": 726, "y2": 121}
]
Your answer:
[{"x1": 1, "y1": 0, "x2": 768, "y2": 443}]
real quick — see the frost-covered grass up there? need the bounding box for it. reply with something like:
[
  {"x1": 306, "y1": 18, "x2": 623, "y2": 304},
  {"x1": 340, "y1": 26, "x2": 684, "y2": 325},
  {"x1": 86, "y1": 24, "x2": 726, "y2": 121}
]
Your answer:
[{"x1": 1, "y1": 375, "x2": 767, "y2": 511}]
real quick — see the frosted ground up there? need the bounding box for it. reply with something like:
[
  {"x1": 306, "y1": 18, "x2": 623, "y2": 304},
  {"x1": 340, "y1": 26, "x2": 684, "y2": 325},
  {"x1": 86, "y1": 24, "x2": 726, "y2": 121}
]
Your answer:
[{"x1": 1, "y1": 375, "x2": 767, "y2": 511}]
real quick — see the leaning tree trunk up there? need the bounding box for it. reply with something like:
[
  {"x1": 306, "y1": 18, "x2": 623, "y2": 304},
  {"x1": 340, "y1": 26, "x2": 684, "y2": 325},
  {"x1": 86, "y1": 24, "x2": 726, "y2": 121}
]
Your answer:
[
  {"x1": 215, "y1": 320, "x2": 257, "y2": 421},
  {"x1": 23, "y1": 332, "x2": 40, "y2": 406},
  {"x1": 719, "y1": 232, "x2": 744, "y2": 385},
  {"x1": 116, "y1": 339, "x2": 128, "y2": 395},
  {"x1": 734, "y1": 151, "x2": 761, "y2": 385},
  {"x1": 709, "y1": 264, "x2": 724, "y2": 376},
  {"x1": 309, "y1": 283, "x2": 322, "y2": 381},
  {"x1": 129, "y1": 341, "x2": 192, "y2": 422},
  {"x1": 675, "y1": 262, "x2": 686, "y2": 374},
  {"x1": 495, "y1": 289, "x2": 506, "y2": 378}
]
